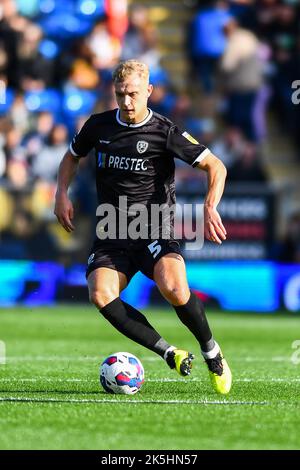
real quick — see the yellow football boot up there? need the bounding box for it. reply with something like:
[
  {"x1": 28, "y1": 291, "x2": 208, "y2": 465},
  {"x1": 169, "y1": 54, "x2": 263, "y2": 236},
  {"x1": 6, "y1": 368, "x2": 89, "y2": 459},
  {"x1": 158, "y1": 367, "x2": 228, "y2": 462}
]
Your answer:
[
  {"x1": 166, "y1": 349, "x2": 195, "y2": 376},
  {"x1": 205, "y1": 350, "x2": 232, "y2": 395}
]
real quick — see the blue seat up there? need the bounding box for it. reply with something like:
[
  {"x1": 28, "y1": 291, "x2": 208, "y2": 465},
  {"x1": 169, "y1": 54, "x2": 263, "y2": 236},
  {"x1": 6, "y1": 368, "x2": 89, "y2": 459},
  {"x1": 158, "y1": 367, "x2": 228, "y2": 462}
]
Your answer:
[
  {"x1": 0, "y1": 89, "x2": 15, "y2": 115},
  {"x1": 62, "y1": 88, "x2": 98, "y2": 117},
  {"x1": 24, "y1": 89, "x2": 62, "y2": 114},
  {"x1": 62, "y1": 88, "x2": 99, "y2": 134},
  {"x1": 149, "y1": 68, "x2": 170, "y2": 87},
  {"x1": 16, "y1": 0, "x2": 40, "y2": 18},
  {"x1": 76, "y1": 0, "x2": 105, "y2": 18},
  {"x1": 38, "y1": 0, "x2": 75, "y2": 16},
  {"x1": 39, "y1": 39, "x2": 61, "y2": 59},
  {"x1": 39, "y1": 12, "x2": 92, "y2": 40}
]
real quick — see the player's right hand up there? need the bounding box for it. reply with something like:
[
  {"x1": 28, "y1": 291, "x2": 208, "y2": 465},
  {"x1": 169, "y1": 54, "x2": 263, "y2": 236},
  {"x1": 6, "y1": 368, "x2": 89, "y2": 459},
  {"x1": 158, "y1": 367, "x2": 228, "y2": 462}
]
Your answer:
[
  {"x1": 54, "y1": 193, "x2": 75, "y2": 232},
  {"x1": 204, "y1": 205, "x2": 226, "y2": 244}
]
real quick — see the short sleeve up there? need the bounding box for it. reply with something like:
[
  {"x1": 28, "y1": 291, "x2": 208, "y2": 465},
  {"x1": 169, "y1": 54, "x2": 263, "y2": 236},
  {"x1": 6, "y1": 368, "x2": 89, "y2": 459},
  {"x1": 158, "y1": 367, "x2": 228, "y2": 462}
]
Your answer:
[
  {"x1": 69, "y1": 116, "x2": 95, "y2": 158},
  {"x1": 166, "y1": 125, "x2": 211, "y2": 167}
]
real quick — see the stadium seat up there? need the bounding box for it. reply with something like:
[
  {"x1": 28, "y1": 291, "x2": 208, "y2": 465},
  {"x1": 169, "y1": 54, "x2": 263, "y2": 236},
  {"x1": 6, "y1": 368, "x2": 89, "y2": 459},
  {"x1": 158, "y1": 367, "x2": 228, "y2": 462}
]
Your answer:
[
  {"x1": 16, "y1": 0, "x2": 40, "y2": 18},
  {"x1": 62, "y1": 88, "x2": 99, "y2": 133},
  {"x1": 38, "y1": 12, "x2": 93, "y2": 40},
  {"x1": 0, "y1": 89, "x2": 15, "y2": 115},
  {"x1": 38, "y1": 39, "x2": 61, "y2": 59},
  {"x1": 38, "y1": 0, "x2": 75, "y2": 16},
  {"x1": 149, "y1": 68, "x2": 170, "y2": 86},
  {"x1": 62, "y1": 88, "x2": 98, "y2": 117},
  {"x1": 24, "y1": 89, "x2": 61, "y2": 114},
  {"x1": 76, "y1": 0, "x2": 105, "y2": 19}
]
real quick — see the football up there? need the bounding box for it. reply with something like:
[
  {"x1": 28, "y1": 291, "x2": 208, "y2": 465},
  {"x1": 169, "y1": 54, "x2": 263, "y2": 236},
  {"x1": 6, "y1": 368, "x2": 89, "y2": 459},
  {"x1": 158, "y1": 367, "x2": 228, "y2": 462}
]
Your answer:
[{"x1": 100, "y1": 352, "x2": 144, "y2": 395}]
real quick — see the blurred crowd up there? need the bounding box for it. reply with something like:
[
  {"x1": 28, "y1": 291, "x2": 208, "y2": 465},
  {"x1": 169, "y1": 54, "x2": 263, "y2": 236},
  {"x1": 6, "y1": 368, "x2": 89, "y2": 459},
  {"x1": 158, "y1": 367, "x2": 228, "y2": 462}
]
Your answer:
[
  {"x1": 188, "y1": 0, "x2": 300, "y2": 150},
  {"x1": 0, "y1": 0, "x2": 299, "y2": 263},
  {"x1": 186, "y1": 0, "x2": 300, "y2": 262}
]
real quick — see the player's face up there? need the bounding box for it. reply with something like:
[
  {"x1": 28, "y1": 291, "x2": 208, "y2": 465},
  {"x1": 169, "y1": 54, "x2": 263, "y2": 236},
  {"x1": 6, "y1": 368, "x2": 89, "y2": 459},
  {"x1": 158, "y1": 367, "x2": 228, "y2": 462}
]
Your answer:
[{"x1": 114, "y1": 73, "x2": 153, "y2": 124}]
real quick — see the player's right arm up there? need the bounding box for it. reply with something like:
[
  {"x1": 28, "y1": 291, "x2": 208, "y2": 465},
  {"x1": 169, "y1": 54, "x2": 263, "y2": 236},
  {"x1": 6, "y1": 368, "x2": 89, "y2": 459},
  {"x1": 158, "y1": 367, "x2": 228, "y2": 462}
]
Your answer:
[
  {"x1": 55, "y1": 115, "x2": 94, "y2": 232},
  {"x1": 54, "y1": 151, "x2": 79, "y2": 232}
]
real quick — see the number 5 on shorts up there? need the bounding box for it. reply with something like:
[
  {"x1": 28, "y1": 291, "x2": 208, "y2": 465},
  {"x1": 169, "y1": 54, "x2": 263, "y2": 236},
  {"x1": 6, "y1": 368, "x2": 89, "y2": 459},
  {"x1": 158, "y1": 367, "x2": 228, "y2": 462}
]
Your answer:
[{"x1": 147, "y1": 240, "x2": 162, "y2": 259}]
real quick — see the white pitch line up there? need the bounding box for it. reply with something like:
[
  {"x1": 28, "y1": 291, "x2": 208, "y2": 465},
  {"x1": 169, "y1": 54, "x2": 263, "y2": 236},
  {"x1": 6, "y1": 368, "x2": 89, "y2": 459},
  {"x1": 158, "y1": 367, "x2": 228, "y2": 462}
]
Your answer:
[
  {"x1": 0, "y1": 378, "x2": 86, "y2": 383},
  {"x1": 234, "y1": 378, "x2": 300, "y2": 383},
  {"x1": 0, "y1": 377, "x2": 299, "y2": 383},
  {"x1": 2, "y1": 355, "x2": 292, "y2": 362},
  {"x1": 145, "y1": 356, "x2": 292, "y2": 366},
  {"x1": 0, "y1": 396, "x2": 271, "y2": 406},
  {"x1": 4, "y1": 356, "x2": 100, "y2": 362}
]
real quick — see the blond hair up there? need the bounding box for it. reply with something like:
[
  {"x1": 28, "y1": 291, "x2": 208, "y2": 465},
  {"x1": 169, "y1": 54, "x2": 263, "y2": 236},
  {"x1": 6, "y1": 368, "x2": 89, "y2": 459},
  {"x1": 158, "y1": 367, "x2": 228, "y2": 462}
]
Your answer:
[{"x1": 112, "y1": 60, "x2": 149, "y2": 83}]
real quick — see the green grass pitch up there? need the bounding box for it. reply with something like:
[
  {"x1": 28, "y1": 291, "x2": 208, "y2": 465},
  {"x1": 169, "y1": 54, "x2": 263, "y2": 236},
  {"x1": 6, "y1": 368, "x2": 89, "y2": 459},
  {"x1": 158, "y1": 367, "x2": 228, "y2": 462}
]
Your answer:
[{"x1": 0, "y1": 305, "x2": 299, "y2": 450}]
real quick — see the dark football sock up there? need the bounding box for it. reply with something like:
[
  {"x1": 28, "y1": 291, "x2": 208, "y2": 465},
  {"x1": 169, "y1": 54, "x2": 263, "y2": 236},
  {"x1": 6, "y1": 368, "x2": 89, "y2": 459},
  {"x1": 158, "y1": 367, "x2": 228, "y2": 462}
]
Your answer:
[
  {"x1": 173, "y1": 291, "x2": 215, "y2": 352},
  {"x1": 100, "y1": 297, "x2": 171, "y2": 358}
]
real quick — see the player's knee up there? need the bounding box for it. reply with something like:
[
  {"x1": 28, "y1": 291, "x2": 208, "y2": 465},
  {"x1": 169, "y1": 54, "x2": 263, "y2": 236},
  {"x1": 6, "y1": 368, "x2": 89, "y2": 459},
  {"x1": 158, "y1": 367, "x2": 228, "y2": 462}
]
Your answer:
[
  {"x1": 160, "y1": 285, "x2": 189, "y2": 306},
  {"x1": 89, "y1": 290, "x2": 117, "y2": 309}
]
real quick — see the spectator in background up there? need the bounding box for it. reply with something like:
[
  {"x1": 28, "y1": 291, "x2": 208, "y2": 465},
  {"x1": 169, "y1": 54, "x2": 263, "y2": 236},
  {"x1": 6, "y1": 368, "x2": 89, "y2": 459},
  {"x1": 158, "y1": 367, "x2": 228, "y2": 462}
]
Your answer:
[
  {"x1": 66, "y1": 41, "x2": 99, "y2": 90},
  {"x1": 277, "y1": 212, "x2": 300, "y2": 263},
  {"x1": 170, "y1": 94, "x2": 193, "y2": 130},
  {"x1": 188, "y1": 0, "x2": 232, "y2": 93},
  {"x1": 0, "y1": 133, "x2": 6, "y2": 178},
  {"x1": 270, "y1": 4, "x2": 300, "y2": 144},
  {"x1": 70, "y1": 115, "x2": 97, "y2": 261},
  {"x1": 220, "y1": 18, "x2": 263, "y2": 141},
  {"x1": 252, "y1": 40, "x2": 272, "y2": 143},
  {"x1": 0, "y1": 0, "x2": 20, "y2": 87},
  {"x1": 228, "y1": 0, "x2": 258, "y2": 31},
  {"x1": 291, "y1": 34, "x2": 300, "y2": 153},
  {"x1": 4, "y1": 126, "x2": 28, "y2": 189},
  {"x1": 18, "y1": 23, "x2": 56, "y2": 90},
  {"x1": 105, "y1": 0, "x2": 128, "y2": 41},
  {"x1": 257, "y1": 2, "x2": 300, "y2": 152},
  {"x1": 210, "y1": 126, "x2": 245, "y2": 169},
  {"x1": 0, "y1": 209, "x2": 58, "y2": 260},
  {"x1": 29, "y1": 124, "x2": 68, "y2": 225},
  {"x1": 31, "y1": 124, "x2": 68, "y2": 183},
  {"x1": 10, "y1": 92, "x2": 29, "y2": 134},
  {"x1": 255, "y1": 0, "x2": 279, "y2": 43},
  {"x1": 23, "y1": 111, "x2": 54, "y2": 166},
  {"x1": 86, "y1": 17, "x2": 121, "y2": 81},
  {"x1": 148, "y1": 80, "x2": 177, "y2": 118},
  {"x1": 268, "y1": 2, "x2": 298, "y2": 50},
  {"x1": 121, "y1": 5, "x2": 160, "y2": 70},
  {"x1": 0, "y1": 43, "x2": 8, "y2": 83},
  {"x1": 227, "y1": 141, "x2": 268, "y2": 183}
]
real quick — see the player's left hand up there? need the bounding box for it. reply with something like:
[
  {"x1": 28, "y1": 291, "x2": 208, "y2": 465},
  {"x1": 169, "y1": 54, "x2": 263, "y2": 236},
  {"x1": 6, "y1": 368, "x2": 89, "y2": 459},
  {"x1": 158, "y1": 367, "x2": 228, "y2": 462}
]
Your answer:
[{"x1": 204, "y1": 205, "x2": 227, "y2": 244}]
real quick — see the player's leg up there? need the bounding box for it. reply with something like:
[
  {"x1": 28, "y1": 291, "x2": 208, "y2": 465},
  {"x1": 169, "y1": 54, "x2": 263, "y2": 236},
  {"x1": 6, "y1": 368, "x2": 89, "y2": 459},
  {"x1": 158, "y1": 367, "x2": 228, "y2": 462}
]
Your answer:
[
  {"x1": 88, "y1": 267, "x2": 174, "y2": 359},
  {"x1": 136, "y1": 242, "x2": 194, "y2": 376},
  {"x1": 153, "y1": 253, "x2": 214, "y2": 350},
  {"x1": 153, "y1": 253, "x2": 232, "y2": 394}
]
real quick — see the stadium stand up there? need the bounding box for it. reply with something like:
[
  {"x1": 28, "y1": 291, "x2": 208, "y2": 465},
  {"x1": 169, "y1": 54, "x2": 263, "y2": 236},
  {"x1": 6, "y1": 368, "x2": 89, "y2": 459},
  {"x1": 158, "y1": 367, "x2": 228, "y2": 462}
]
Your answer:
[{"x1": 0, "y1": 0, "x2": 299, "y2": 266}]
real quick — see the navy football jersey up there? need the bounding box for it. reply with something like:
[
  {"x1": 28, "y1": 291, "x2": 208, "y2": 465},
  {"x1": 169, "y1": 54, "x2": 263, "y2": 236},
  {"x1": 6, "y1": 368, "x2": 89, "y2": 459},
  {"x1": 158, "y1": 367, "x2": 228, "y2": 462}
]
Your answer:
[{"x1": 70, "y1": 108, "x2": 210, "y2": 209}]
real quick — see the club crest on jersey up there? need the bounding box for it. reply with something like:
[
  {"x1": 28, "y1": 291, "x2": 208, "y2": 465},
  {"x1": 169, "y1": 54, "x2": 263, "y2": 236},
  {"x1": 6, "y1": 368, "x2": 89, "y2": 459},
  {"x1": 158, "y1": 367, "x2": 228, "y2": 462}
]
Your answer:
[{"x1": 136, "y1": 141, "x2": 148, "y2": 154}]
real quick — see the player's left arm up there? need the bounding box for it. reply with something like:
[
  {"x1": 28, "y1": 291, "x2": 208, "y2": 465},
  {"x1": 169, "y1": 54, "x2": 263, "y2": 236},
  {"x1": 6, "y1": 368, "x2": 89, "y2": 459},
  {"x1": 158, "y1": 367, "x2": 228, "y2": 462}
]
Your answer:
[{"x1": 196, "y1": 152, "x2": 227, "y2": 244}]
